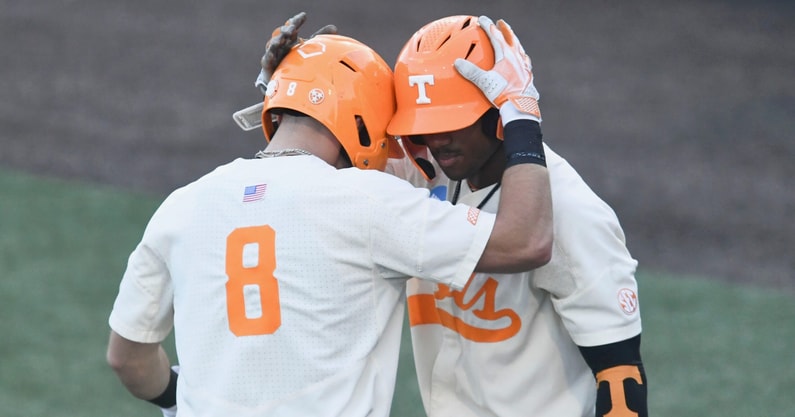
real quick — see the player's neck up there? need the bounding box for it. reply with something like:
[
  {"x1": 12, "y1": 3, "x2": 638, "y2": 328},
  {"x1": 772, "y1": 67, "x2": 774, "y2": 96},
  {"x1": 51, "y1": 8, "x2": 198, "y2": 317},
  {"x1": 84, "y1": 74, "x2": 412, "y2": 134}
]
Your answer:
[
  {"x1": 267, "y1": 117, "x2": 344, "y2": 167},
  {"x1": 467, "y1": 148, "x2": 505, "y2": 190}
]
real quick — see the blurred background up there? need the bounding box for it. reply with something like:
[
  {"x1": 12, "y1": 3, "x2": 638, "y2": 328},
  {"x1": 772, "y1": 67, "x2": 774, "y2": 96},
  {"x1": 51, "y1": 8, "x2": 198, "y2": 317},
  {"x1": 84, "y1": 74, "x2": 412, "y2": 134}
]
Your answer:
[
  {"x1": 3, "y1": 0, "x2": 792, "y2": 289},
  {"x1": 1, "y1": 1, "x2": 793, "y2": 416}
]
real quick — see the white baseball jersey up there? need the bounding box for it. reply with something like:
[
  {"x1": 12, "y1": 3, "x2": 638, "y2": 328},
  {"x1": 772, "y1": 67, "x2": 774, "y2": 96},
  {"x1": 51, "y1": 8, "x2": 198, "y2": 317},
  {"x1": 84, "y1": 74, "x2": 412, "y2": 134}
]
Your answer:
[
  {"x1": 388, "y1": 145, "x2": 642, "y2": 417},
  {"x1": 108, "y1": 155, "x2": 497, "y2": 417}
]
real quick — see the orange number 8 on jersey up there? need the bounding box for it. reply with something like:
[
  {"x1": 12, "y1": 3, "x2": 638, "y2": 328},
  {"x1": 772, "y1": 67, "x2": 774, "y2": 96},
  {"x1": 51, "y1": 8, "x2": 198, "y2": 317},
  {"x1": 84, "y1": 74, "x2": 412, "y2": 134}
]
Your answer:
[{"x1": 225, "y1": 225, "x2": 281, "y2": 336}]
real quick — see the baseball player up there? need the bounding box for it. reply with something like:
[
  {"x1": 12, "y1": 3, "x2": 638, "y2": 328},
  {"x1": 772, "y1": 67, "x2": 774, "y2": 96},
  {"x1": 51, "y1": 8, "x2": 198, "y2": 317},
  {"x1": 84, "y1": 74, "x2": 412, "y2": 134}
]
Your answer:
[
  {"x1": 257, "y1": 13, "x2": 648, "y2": 417},
  {"x1": 389, "y1": 15, "x2": 648, "y2": 417},
  {"x1": 106, "y1": 29, "x2": 553, "y2": 417}
]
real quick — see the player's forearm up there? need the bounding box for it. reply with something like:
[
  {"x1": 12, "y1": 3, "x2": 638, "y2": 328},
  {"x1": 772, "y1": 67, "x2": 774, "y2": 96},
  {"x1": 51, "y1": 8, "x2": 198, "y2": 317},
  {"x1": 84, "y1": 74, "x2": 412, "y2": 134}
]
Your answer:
[
  {"x1": 478, "y1": 120, "x2": 553, "y2": 272},
  {"x1": 106, "y1": 331, "x2": 172, "y2": 401},
  {"x1": 480, "y1": 164, "x2": 552, "y2": 272}
]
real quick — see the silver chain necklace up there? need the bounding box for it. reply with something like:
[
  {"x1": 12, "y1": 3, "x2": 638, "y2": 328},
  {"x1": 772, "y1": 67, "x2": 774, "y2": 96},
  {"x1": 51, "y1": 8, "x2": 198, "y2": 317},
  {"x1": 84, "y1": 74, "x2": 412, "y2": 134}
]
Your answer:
[{"x1": 255, "y1": 148, "x2": 313, "y2": 158}]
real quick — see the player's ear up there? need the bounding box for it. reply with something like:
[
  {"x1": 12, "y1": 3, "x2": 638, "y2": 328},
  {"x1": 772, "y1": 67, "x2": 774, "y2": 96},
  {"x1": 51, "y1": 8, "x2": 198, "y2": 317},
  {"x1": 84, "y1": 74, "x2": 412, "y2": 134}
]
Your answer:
[{"x1": 479, "y1": 108, "x2": 500, "y2": 140}]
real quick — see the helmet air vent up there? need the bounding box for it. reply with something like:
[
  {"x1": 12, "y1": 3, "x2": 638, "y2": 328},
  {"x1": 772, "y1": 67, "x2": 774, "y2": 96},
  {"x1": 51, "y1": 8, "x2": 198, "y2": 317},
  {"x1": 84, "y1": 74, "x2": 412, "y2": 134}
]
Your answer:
[
  {"x1": 339, "y1": 60, "x2": 357, "y2": 72},
  {"x1": 465, "y1": 43, "x2": 477, "y2": 60}
]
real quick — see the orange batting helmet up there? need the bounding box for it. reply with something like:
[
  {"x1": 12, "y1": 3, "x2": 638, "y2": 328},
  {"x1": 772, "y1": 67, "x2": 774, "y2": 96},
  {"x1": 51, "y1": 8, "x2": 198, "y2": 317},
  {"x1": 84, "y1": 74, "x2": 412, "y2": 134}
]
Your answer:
[
  {"x1": 387, "y1": 15, "x2": 498, "y2": 137},
  {"x1": 263, "y1": 34, "x2": 401, "y2": 170}
]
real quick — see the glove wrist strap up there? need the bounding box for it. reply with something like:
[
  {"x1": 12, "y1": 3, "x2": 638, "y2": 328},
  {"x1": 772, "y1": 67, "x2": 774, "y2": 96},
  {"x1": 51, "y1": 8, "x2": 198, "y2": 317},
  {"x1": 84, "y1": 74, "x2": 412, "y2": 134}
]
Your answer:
[{"x1": 500, "y1": 100, "x2": 541, "y2": 124}]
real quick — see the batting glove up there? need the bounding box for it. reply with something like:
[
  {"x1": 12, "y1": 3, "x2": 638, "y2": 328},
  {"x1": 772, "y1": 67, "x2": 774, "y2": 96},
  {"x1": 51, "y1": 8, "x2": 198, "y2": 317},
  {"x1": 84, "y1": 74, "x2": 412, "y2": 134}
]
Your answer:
[
  {"x1": 453, "y1": 16, "x2": 541, "y2": 124},
  {"x1": 234, "y1": 12, "x2": 337, "y2": 131},
  {"x1": 160, "y1": 405, "x2": 177, "y2": 417},
  {"x1": 255, "y1": 11, "x2": 337, "y2": 95}
]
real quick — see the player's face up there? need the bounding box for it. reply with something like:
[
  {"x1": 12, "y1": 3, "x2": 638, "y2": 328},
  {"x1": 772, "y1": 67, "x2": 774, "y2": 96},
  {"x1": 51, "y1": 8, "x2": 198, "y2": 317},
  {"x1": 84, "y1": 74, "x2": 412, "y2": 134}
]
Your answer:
[{"x1": 414, "y1": 120, "x2": 502, "y2": 184}]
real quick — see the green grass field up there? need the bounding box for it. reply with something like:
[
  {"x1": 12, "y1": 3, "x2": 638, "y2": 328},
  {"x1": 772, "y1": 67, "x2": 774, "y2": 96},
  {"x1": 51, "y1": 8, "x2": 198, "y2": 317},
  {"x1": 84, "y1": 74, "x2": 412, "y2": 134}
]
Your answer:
[{"x1": 1, "y1": 168, "x2": 793, "y2": 417}]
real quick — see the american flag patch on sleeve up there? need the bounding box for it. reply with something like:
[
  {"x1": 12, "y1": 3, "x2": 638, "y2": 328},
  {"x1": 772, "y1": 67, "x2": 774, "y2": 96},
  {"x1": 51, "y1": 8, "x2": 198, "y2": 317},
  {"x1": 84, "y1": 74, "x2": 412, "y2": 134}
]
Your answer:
[{"x1": 243, "y1": 184, "x2": 267, "y2": 202}]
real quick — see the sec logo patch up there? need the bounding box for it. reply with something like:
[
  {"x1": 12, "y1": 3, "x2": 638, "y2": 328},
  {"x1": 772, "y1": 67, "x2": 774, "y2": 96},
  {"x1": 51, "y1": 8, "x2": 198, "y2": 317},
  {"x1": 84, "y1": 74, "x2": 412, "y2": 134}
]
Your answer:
[{"x1": 617, "y1": 288, "x2": 638, "y2": 315}]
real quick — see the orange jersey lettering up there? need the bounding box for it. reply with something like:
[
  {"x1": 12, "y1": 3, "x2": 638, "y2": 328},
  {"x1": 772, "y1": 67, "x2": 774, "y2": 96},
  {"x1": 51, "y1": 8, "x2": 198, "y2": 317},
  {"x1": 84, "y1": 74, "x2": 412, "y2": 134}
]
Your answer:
[{"x1": 408, "y1": 275, "x2": 520, "y2": 342}]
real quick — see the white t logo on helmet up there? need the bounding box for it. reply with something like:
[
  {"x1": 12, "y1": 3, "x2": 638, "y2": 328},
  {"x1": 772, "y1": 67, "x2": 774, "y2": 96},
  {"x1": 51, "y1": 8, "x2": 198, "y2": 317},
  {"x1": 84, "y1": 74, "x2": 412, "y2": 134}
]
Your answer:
[{"x1": 408, "y1": 75, "x2": 435, "y2": 104}]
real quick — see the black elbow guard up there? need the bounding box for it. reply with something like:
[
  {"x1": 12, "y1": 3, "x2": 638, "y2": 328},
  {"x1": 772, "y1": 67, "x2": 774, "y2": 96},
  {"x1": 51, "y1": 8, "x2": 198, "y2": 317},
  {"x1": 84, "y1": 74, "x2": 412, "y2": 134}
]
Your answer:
[{"x1": 579, "y1": 334, "x2": 648, "y2": 417}]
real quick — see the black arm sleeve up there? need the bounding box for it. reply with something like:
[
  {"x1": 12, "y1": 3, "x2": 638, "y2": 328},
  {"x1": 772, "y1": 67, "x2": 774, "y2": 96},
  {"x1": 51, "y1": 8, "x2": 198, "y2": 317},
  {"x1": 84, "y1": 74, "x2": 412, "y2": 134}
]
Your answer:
[{"x1": 578, "y1": 334, "x2": 648, "y2": 417}]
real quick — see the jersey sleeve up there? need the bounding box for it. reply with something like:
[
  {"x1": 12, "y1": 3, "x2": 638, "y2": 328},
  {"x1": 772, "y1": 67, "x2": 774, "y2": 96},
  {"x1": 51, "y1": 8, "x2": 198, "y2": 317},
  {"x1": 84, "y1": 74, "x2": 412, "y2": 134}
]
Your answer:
[
  {"x1": 534, "y1": 150, "x2": 642, "y2": 347},
  {"x1": 362, "y1": 172, "x2": 495, "y2": 291},
  {"x1": 108, "y1": 202, "x2": 176, "y2": 343}
]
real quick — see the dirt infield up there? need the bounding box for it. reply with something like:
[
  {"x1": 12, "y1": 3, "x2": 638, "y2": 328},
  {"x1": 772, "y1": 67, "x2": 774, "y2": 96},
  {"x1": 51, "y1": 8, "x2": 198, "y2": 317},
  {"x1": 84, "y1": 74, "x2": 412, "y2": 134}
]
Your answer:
[{"x1": 2, "y1": 0, "x2": 793, "y2": 292}]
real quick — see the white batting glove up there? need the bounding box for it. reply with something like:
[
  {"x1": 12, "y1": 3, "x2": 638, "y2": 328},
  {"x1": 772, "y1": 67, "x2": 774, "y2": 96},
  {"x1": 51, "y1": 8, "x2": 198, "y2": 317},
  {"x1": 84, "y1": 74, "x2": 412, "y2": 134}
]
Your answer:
[
  {"x1": 160, "y1": 405, "x2": 177, "y2": 417},
  {"x1": 453, "y1": 16, "x2": 541, "y2": 124},
  {"x1": 255, "y1": 12, "x2": 337, "y2": 95}
]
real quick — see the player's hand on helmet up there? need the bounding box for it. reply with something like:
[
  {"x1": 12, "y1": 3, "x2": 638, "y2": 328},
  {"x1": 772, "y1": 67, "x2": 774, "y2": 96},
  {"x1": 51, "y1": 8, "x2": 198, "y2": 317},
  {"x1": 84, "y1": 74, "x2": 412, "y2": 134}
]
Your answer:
[
  {"x1": 234, "y1": 12, "x2": 336, "y2": 131},
  {"x1": 255, "y1": 11, "x2": 338, "y2": 95},
  {"x1": 453, "y1": 16, "x2": 541, "y2": 123}
]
